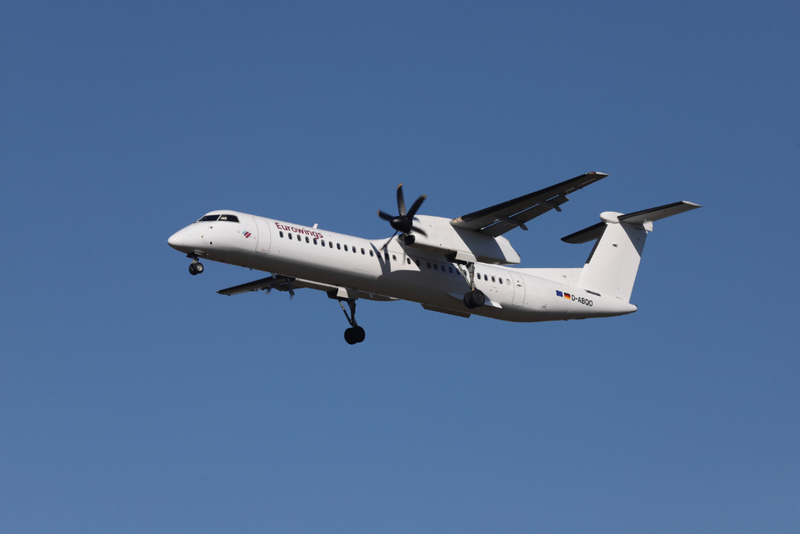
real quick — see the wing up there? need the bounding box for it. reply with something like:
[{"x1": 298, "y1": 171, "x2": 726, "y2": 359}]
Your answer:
[
  {"x1": 450, "y1": 172, "x2": 607, "y2": 237},
  {"x1": 217, "y1": 275, "x2": 397, "y2": 301},
  {"x1": 217, "y1": 275, "x2": 333, "y2": 296}
]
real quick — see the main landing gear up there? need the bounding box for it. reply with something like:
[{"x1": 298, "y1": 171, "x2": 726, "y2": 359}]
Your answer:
[
  {"x1": 456, "y1": 260, "x2": 485, "y2": 310},
  {"x1": 188, "y1": 255, "x2": 204, "y2": 275},
  {"x1": 463, "y1": 289, "x2": 485, "y2": 309},
  {"x1": 337, "y1": 297, "x2": 366, "y2": 345}
]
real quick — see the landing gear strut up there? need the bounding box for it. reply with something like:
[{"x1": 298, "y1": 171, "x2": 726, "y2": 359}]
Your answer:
[
  {"x1": 188, "y1": 254, "x2": 204, "y2": 275},
  {"x1": 338, "y1": 298, "x2": 366, "y2": 345}
]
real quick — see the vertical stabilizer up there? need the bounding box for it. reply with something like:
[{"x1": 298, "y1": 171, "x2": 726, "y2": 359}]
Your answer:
[{"x1": 561, "y1": 201, "x2": 701, "y2": 302}]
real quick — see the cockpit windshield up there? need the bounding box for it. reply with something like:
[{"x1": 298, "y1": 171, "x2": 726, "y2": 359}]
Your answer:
[{"x1": 197, "y1": 214, "x2": 240, "y2": 223}]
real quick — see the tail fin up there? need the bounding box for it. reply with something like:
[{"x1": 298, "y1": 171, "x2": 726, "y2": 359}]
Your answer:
[{"x1": 562, "y1": 201, "x2": 701, "y2": 302}]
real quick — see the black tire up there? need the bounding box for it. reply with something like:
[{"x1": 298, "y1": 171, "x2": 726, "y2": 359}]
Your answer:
[
  {"x1": 189, "y1": 264, "x2": 198, "y2": 275},
  {"x1": 463, "y1": 292, "x2": 475, "y2": 309},
  {"x1": 195, "y1": 262, "x2": 204, "y2": 274},
  {"x1": 353, "y1": 326, "x2": 366, "y2": 343},
  {"x1": 344, "y1": 328, "x2": 358, "y2": 345},
  {"x1": 472, "y1": 290, "x2": 485, "y2": 307}
]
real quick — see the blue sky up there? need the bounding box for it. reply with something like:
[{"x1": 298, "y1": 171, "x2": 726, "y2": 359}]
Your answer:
[{"x1": 2, "y1": 1, "x2": 799, "y2": 532}]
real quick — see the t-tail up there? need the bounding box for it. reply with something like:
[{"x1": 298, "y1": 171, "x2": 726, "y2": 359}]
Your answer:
[{"x1": 561, "y1": 201, "x2": 701, "y2": 303}]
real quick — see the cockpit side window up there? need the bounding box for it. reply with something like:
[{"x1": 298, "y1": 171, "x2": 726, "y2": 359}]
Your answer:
[
  {"x1": 219, "y1": 214, "x2": 239, "y2": 222},
  {"x1": 198, "y1": 215, "x2": 219, "y2": 222}
]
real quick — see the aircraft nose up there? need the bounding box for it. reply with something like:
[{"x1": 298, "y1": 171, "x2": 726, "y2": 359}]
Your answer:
[{"x1": 168, "y1": 230, "x2": 185, "y2": 249}]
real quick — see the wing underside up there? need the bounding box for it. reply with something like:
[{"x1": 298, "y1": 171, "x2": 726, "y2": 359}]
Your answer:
[
  {"x1": 217, "y1": 275, "x2": 397, "y2": 301},
  {"x1": 450, "y1": 172, "x2": 607, "y2": 237}
]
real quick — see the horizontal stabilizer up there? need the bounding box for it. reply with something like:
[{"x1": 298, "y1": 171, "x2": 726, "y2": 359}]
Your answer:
[
  {"x1": 618, "y1": 201, "x2": 701, "y2": 224},
  {"x1": 562, "y1": 201, "x2": 702, "y2": 243},
  {"x1": 561, "y1": 222, "x2": 605, "y2": 244},
  {"x1": 562, "y1": 199, "x2": 701, "y2": 302}
]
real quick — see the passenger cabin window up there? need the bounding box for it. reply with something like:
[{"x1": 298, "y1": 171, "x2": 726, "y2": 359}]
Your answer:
[
  {"x1": 198, "y1": 215, "x2": 219, "y2": 222},
  {"x1": 218, "y1": 215, "x2": 239, "y2": 222}
]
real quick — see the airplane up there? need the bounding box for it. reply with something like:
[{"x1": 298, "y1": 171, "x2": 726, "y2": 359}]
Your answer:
[{"x1": 167, "y1": 172, "x2": 700, "y2": 344}]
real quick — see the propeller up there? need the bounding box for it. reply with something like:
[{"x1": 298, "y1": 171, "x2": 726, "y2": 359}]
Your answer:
[{"x1": 378, "y1": 184, "x2": 427, "y2": 244}]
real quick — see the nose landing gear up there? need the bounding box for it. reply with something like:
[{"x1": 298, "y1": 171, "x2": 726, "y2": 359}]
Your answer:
[{"x1": 187, "y1": 255, "x2": 204, "y2": 275}]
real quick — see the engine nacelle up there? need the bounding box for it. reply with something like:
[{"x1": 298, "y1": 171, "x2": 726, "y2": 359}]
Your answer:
[{"x1": 405, "y1": 215, "x2": 521, "y2": 265}]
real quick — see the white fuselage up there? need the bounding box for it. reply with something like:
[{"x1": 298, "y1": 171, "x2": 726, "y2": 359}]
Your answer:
[{"x1": 167, "y1": 210, "x2": 637, "y2": 322}]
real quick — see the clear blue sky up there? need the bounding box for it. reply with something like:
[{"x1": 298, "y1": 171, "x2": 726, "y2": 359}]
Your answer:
[{"x1": 2, "y1": 1, "x2": 799, "y2": 532}]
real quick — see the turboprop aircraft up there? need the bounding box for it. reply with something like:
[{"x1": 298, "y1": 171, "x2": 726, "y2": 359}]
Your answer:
[{"x1": 167, "y1": 172, "x2": 700, "y2": 344}]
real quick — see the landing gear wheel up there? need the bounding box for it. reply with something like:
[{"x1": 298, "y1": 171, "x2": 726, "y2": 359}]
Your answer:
[
  {"x1": 189, "y1": 262, "x2": 204, "y2": 275},
  {"x1": 353, "y1": 326, "x2": 365, "y2": 343},
  {"x1": 344, "y1": 328, "x2": 358, "y2": 345},
  {"x1": 344, "y1": 326, "x2": 366, "y2": 345},
  {"x1": 337, "y1": 298, "x2": 366, "y2": 345},
  {"x1": 463, "y1": 290, "x2": 485, "y2": 309}
]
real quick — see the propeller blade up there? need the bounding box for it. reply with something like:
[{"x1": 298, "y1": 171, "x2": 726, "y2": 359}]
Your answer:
[
  {"x1": 378, "y1": 210, "x2": 394, "y2": 222},
  {"x1": 406, "y1": 195, "x2": 426, "y2": 219},
  {"x1": 396, "y1": 183, "x2": 406, "y2": 217},
  {"x1": 411, "y1": 225, "x2": 428, "y2": 237},
  {"x1": 382, "y1": 231, "x2": 398, "y2": 251}
]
